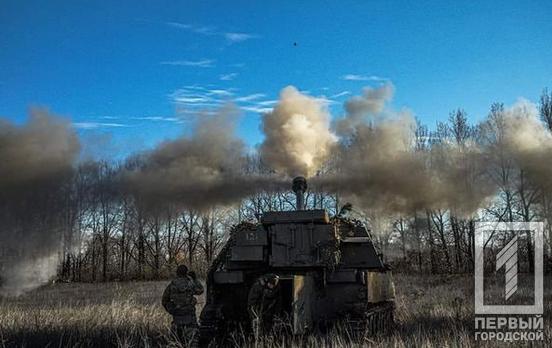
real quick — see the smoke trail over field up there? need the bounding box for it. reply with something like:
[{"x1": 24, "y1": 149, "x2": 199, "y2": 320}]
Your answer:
[
  {"x1": 314, "y1": 84, "x2": 494, "y2": 214},
  {"x1": 2, "y1": 85, "x2": 552, "y2": 295},
  {"x1": 252, "y1": 83, "x2": 552, "y2": 215},
  {"x1": 125, "y1": 105, "x2": 286, "y2": 211},
  {"x1": 0, "y1": 109, "x2": 79, "y2": 295},
  {"x1": 260, "y1": 86, "x2": 337, "y2": 177}
]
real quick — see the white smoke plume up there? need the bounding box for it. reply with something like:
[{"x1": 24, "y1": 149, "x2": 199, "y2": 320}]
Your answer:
[
  {"x1": 0, "y1": 254, "x2": 60, "y2": 296},
  {"x1": 335, "y1": 82, "x2": 395, "y2": 135},
  {"x1": 491, "y1": 99, "x2": 552, "y2": 193},
  {"x1": 260, "y1": 86, "x2": 338, "y2": 177},
  {"x1": 315, "y1": 84, "x2": 494, "y2": 215}
]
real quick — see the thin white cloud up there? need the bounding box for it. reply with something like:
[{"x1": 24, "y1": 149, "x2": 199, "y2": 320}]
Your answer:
[
  {"x1": 314, "y1": 96, "x2": 337, "y2": 105},
  {"x1": 170, "y1": 87, "x2": 231, "y2": 108},
  {"x1": 256, "y1": 100, "x2": 277, "y2": 106},
  {"x1": 166, "y1": 22, "x2": 192, "y2": 29},
  {"x1": 175, "y1": 96, "x2": 214, "y2": 104},
  {"x1": 241, "y1": 106, "x2": 273, "y2": 114},
  {"x1": 166, "y1": 22, "x2": 216, "y2": 35},
  {"x1": 166, "y1": 21, "x2": 257, "y2": 44},
  {"x1": 160, "y1": 59, "x2": 215, "y2": 68},
  {"x1": 209, "y1": 89, "x2": 234, "y2": 97},
  {"x1": 182, "y1": 85, "x2": 211, "y2": 91},
  {"x1": 239, "y1": 97, "x2": 277, "y2": 114},
  {"x1": 220, "y1": 72, "x2": 238, "y2": 81},
  {"x1": 168, "y1": 85, "x2": 346, "y2": 117},
  {"x1": 133, "y1": 116, "x2": 181, "y2": 122},
  {"x1": 224, "y1": 32, "x2": 258, "y2": 43},
  {"x1": 290, "y1": 89, "x2": 337, "y2": 105},
  {"x1": 99, "y1": 116, "x2": 120, "y2": 120},
  {"x1": 169, "y1": 86, "x2": 276, "y2": 115},
  {"x1": 235, "y1": 93, "x2": 265, "y2": 102},
  {"x1": 341, "y1": 74, "x2": 388, "y2": 81},
  {"x1": 330, "y1": 91, "x2": 351, "y2": 98},
  {"x1": 73, "y1": 122, "x2": 129, "y2": 129}
]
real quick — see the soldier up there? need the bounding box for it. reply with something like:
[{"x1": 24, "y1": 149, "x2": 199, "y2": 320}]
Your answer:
[
  {"x1": 162, "y1": 265, "x2": 204, "y2": 346},
  {"x1": 247, "y1": 273, "x2": 281, "y2": 336}
]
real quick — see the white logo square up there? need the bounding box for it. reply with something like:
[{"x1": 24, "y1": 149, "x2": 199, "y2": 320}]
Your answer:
[{"x1": 474, "y1": 222, "x2": 543, "y2": 315}]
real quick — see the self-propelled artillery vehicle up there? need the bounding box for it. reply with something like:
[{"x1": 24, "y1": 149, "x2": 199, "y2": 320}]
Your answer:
[{"x1": 199, "y1": 176, "x2": 394, "y2": 343}]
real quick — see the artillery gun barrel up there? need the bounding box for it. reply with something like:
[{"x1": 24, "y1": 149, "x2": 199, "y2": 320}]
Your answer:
[{"x1": 292, "y1": 176, "x2": 307, "y2": 210}]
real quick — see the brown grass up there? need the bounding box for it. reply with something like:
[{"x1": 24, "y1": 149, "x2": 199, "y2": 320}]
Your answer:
[{"x1": 0, "y1": 275, "x2": 550, "y2": 347}]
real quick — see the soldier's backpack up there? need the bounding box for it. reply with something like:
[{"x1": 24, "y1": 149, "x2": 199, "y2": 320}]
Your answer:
[{"x1": 169, "y1": 277, "x2": 197, "y2": 312}]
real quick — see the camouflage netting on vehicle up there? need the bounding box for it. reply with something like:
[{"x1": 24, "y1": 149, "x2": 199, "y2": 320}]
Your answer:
[
  {"x1": 333, "y1": 217, "x2": 375, "y2": 238},
  {"x1": 229, "y1": 221, "x2": 257, "y2": 239},
  {"x1": 317, "y1": 239, "x2": 340, "y2": 271}
]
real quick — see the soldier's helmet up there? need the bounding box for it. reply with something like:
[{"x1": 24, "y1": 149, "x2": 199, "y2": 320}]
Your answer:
[
  {"x1": 264, "y1": 273, "x2": 279, "y2": 286},
  {"x1": 176, "y1": 264, "x2": 189, "y2": 277}
]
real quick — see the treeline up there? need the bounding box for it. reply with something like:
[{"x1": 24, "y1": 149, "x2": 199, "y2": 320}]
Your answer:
[
  {"x1": 56, "y1": 157, "x2": 311, "y2": 282},
  {"x1": 50, "y1": 89, "x2": 552, "y2": 281},
  {"x1": 379, "y1": 90, "x2": 552, "y2": 274}
]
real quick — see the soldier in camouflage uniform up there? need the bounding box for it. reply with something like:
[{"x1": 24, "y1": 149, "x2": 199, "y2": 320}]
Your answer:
[
  {"x1": 247, "y1": 273, "x2": 281, "y2": 336},
  {"x1": 162, "y1": 265, "x2": 204, "y2": 346}
]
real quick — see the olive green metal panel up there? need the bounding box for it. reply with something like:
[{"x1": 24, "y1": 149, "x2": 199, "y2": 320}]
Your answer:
[
  {"x1": 269, "y1": 223, "x2": 334, "y2": 267},
  {"x1": 213, "y1": 271, "x2": 244, "y2": 284},
  {"x1": 340, "y1": 238, "x2": 385, "y2": 269},
  {"x1": 230, "y1": 246, "x2": 264, "y2": 261},
  {"x1": 234, "y1": 226, "x2": 268, "y2": 246},
  {"x1": 261, "y1": 210, "x2": 329, "y2": 224},
  {"x1": 327, "y1": 269, "x2": 357, "y2": 283},
  {"x1": 367, "y1": 271, "x2": 395, "y2": 303}
]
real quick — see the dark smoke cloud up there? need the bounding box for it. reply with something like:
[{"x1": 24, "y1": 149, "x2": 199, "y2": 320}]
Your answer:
[
  {"x1": 0, "y1": 109, "x2": 79, "y2": 295},
  {"x1": 0, "y1": 109, "x2": 79, "y2": 190},
  {"x1": 124, "y1": 105, "x2": 286, "y2": 211}
]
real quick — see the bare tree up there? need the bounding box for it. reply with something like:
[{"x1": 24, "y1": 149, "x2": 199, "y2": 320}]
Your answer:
[{"x1": 540, "y1": 88, "x2": 552, "y2": 131}]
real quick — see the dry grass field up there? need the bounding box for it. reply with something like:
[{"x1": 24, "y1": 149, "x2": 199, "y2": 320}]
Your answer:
[{"x1": 0, "y1": 274, "x2": 550, "y2": 347}]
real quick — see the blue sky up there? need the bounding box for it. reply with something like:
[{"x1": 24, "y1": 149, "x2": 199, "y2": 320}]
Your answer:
[{"x1": 1, "y1": 0, "x2": 551, "y2": 155}]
